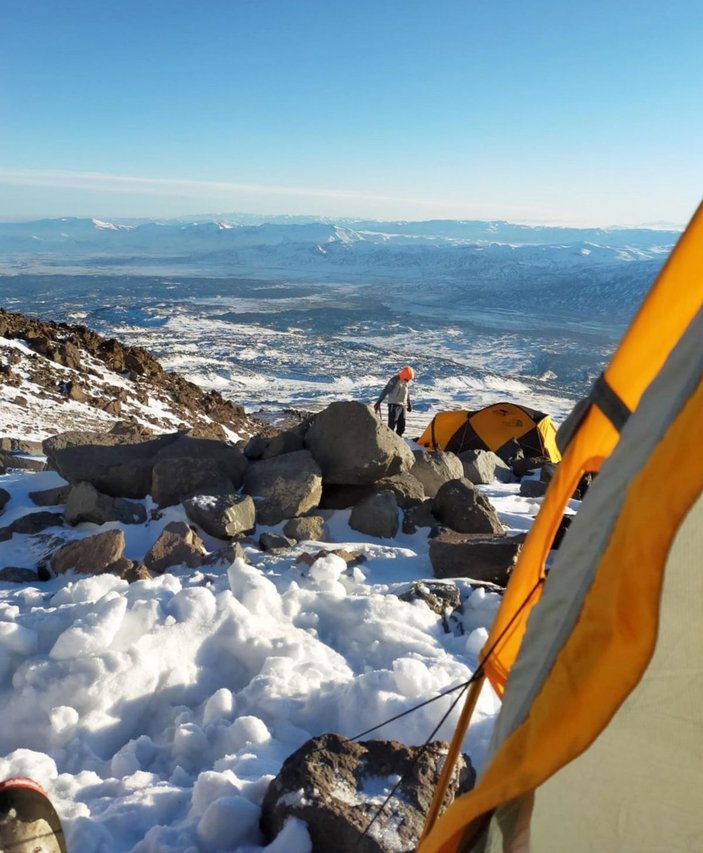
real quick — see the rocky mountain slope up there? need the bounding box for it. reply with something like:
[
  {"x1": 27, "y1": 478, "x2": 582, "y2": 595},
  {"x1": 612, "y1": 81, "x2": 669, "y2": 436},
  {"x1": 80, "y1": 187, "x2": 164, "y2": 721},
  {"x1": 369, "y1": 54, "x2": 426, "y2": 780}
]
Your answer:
[{"x1": 0, "y1": 307, "x2": 264, "y2": 446}]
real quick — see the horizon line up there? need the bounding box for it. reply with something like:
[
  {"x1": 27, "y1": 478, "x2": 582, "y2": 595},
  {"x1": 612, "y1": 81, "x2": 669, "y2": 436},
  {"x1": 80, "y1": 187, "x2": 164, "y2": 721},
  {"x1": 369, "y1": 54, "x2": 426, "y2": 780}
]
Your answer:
[
  {"x1": 0, "y1": 211, "x2": 685, "y2": 232},
  {"x1": 0, "y1": 167, "x2": 688, "y2": 231}
]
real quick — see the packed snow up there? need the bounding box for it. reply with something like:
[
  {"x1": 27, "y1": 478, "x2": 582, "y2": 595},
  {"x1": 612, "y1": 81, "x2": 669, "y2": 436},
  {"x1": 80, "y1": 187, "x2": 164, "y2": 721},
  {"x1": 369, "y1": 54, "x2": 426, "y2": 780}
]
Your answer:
[{"x1": 0, "y1": 463, "x2": 536, "y2": 851}]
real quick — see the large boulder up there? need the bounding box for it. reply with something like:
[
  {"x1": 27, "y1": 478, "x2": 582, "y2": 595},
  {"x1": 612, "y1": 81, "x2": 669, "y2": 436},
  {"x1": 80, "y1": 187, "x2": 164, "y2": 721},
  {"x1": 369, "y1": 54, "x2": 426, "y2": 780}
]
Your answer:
[
  {"x1": 429, "y1": 530, "x2": 524, "y2": 586},
  {"x1": 283, "y1": 515, "x2": 328, "y2": 542},
  {"x1": 305, "y1": 401, "x2": 414, "y2": 485},
  {"x1": 66, "y1": 380, "x2": 88, "y2": 402},
  {"x1": 458, "y1": 449, "x2": 512, "y2": 485},
  {"x1": 0, "y1": 451, "x2": 46, "y2": 473},
  {"x1": 261, "y1": 429, "x2": 305, "y2": 460},
  {"x1": 519, "y1": 462, "x2": 558, "y2": 498},
  {"x1": 433, "y1": 478, "x2": 504, "y2": 534},
  {"x1": 50, "y1": 529, "x2": 125, "y2": 575},
  {"x1": 152, "y1": 435, "x2": 248, "y2": 487},
  {"x1": 64, "y1": 482, "x2": 147, "y2": 525},
  {"x1": 42, "y1": 431, "x2": 248, "y2": 501},
  {"x1": 375, "y1": 473, "x2": 427, "y2": 508},
  {"x1": 56, "y1": 340, "x2": 82, "y2": 370},
  {"x1": 519, "y1": 478, "x2": 549, "y2": 498},
  {"x1": 410, "y1": 450, "x2": 463, "y2": 497},
  {"x1": 151, "y1": 457, "x2": 230, "y2": 508},
  {"x1": 0, "y1": 438, "x2": 44, "y2": 454},
  {"x1": 0, "y1": 567, "x2": 39, "y2": 583},
  {"x1": 261, "y1": 733, "x2": 474, "y2": 853},
  {"x1": 259, "y1": 532, "x2": 295, "y2": 553},
  {"x1": 29, "y1": 485, "x2": 71, "y2": 507},
  {"x1": 512, "y1": 455, "x2": 551, "y2": 478},
  {"x1": 242, "y1": 435, "x2": 267, "y2": 461},
  {"x1": 143, "y1": 522, "x2": 207, "y2": 575},
  {"x1": 320, "y1": 473, "x2": 425, "y2": 511},
  {"x1": 43, "y1": 431, "x2": 176, "y2": 497},
  {"x1": 0, "y1": 488, "x2": 10, "y2": 515},
  {"x1": 183, "y1": 491, "x2": 256, "y2": 540},
  {"x1": 244, "y1": 450, "x2": 322, "y2": 525},
  {"x1": 0, "y1": 512, "x2": 64, "y2": 541},
  {"x1": 201, "y1": 541, "x2": 250, "y2": 567},
  {"x1": 349, "y1": 490, "x2": 399, "y2": 539},
  {"x1": 319, "y1": 483, "x2": 374, "y2": 510},
  {"x1": 402, "y1": 499, "x2": 438, "y2": 534}
]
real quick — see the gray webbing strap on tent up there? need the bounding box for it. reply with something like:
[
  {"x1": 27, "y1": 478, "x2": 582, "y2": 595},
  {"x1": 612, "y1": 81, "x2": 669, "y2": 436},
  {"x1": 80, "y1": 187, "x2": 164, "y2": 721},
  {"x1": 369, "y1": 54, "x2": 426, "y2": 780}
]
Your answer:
[
  {"x1": 591, "y1": 373, "x2": 631, "y2": 432},
  {"x1": 556, "y1": 374, "x2": 632, "y2": 454}
]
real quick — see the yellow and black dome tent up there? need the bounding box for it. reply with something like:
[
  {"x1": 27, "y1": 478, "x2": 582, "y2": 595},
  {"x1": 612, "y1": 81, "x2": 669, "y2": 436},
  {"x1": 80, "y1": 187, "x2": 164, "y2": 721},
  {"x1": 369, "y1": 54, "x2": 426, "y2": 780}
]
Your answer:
[{"x1": 416, "y1": 402, "x2": 561, "y2": 462}]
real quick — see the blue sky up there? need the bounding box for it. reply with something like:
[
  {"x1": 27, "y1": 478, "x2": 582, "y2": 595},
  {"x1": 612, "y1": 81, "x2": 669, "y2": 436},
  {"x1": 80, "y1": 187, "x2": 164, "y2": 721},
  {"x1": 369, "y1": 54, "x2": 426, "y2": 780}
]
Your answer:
[{"x1": 1, "y1": 0, "x2": 701, "y2": 225}]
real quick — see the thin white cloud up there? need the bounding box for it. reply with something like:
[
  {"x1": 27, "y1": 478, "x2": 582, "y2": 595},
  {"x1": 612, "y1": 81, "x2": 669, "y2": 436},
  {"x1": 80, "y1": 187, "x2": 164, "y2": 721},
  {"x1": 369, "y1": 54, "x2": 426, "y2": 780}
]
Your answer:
[
  {"x1": 0, "y1": 167, "x2": 397, "y2": 204},
  {"x1": 1, "y1": 166, "x2": 657, "y2": 227}
]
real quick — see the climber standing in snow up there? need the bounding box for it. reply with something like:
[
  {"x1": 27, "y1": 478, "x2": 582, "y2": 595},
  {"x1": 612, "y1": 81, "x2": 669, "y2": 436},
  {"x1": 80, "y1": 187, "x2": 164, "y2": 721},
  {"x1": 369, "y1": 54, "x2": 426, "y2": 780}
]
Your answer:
[{"x1": 374, "y1": 366, "x2": 414, "y2": 436}]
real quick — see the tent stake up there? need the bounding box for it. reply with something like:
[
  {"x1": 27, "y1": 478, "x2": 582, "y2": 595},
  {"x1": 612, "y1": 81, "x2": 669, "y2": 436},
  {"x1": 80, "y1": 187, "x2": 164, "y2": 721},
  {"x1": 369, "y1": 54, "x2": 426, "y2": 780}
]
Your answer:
[{"x1": 419, "y1": 672, "x2": 486, "y2": 844}]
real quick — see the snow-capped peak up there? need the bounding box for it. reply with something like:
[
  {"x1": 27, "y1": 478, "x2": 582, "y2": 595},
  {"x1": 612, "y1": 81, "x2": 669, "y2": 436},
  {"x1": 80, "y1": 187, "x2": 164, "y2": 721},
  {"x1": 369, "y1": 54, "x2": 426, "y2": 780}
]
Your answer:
[{"x1": 91, "y1": 218, "x2": 134, "y2": 231}]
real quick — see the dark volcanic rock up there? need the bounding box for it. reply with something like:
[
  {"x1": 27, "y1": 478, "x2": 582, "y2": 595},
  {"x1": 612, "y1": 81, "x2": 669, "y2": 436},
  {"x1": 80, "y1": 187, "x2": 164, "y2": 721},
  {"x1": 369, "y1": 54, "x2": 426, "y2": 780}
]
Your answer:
[
  {"x1": 153, "y1": 435, "x2": 248, "y2": 487},
  {"x1": 143, "y1": 522, "x2": 207, "y2": 575},
  {"x1": 0, "y1": 451, "x2": 46, "y2": 473},
  {"x1": 201, "y1": 541, "x2": 250, "y2": 567},
  {"x1": 29, "y1": 485, "x2": 71, "y2": 507},
  {"x1": 43, "y1": 431, "x2": 177, "y2": 497},
  {"x1": 282, "y1": 515, "x2": 327, "y2": 542},
  {"x1": 319, "y1": 473, "x2": 425, "y2": 511},
  {"x1": 305, "y1": 401, "x2": 414, "y2": 485},
  {"x1": 429, "y1": 530, "x2": 524, "y2": 586},
  {"x1": 512, "y1": 455, "x2": 551, "y2": 478},
  {"x1": 50, "y1": 529, "x2": 125, "y2": 575},
  {"x1": 296, "y1": 549, "x2": 366, "y2": 569},
  {"x1": 43, "y1": 430, "x2": 249, "y2": 503},
  {"x1": 519, "y1": 478, "x2": 549, "y2": 498},
  {"x1": 261, "y1": 733, "x2": 475, "y2": 853},
  {"x1": 349, "y1": 490, "x2": 399, "y2": 539},
  {"x1": 432, "y1": 478, "x2": 504, "y2": 534},
  {"x1": 0, "y1": 567, "x2": 40, "y2": 583},
  {"x1": 258, "y1": 532, "x2": 295, "y2": 553},
  {"x1": 151, "y1": 457, "x2": 230, "y2": 508},
  {"x1": 410, "y1": 450, "x2": 463, "y2": 498},
  {"x1": 183, "y1": 491, "x2": 256, "y2": 540},
  {"x1": 261, "y1": 429, "x2": 305, "y2": 459},
  {"x1": 0, "y1": 512, "x2": 64, "y2": 541},
  {"x1": 458, "y1": 449, "x2": 513, "y2": 485},
  {"x1": 401, "y1": 499, "x2": 438, "y2": 534},
  {"x1": 64, "y1": 482, "x2": 147, "y2": 525},
  {"x1": 244, "y1": 450, "x2": 322, "y2": 525},
  {"x1": 399, "y1": 581, "x2": 462, "y2": 617}
]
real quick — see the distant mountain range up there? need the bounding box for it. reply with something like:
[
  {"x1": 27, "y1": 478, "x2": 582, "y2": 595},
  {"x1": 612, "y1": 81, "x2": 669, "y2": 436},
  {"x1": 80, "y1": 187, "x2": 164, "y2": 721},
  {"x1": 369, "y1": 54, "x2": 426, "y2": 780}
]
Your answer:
[
  {"x1": 0, "y1": 214, "x2": 680, "y2": 251},
  {"x1": 0, "y1": 215, "x2": 677, "y2": 286},
  {"x1": 0, "y1": 213, "x2": 681, "y2": 420}
]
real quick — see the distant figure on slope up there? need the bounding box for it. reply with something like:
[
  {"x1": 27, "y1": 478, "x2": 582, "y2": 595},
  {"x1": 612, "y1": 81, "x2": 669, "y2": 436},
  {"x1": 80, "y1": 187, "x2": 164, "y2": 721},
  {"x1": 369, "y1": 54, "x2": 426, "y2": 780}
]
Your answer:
[{"x1": 374, "y1": 366, "x2": 414, "y2": 436}]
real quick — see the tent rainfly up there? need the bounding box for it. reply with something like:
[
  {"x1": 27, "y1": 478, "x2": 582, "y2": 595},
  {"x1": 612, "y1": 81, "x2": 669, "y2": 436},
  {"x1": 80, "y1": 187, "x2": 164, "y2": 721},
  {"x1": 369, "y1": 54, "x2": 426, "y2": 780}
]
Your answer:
[
  {"x1": 416, "y1": 403, "x2": 561, "y2": 463},
  {"x1": 418, "y1": 201, "x2": 703, "y2": 852}
]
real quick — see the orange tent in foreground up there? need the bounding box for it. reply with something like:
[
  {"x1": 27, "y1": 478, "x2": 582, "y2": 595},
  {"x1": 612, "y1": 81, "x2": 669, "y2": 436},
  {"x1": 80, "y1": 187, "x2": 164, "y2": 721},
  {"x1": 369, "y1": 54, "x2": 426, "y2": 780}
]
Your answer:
[{"x1": 420, "y1": 202, "x2": 703, "y2": 852}]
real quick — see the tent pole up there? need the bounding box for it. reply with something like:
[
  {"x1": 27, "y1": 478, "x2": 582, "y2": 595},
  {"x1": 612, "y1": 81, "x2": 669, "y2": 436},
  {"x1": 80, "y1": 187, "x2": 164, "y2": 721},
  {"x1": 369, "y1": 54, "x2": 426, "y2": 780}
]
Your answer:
[{"x1": 419, "y1": 673, "x2": 486, "y2": 844}]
